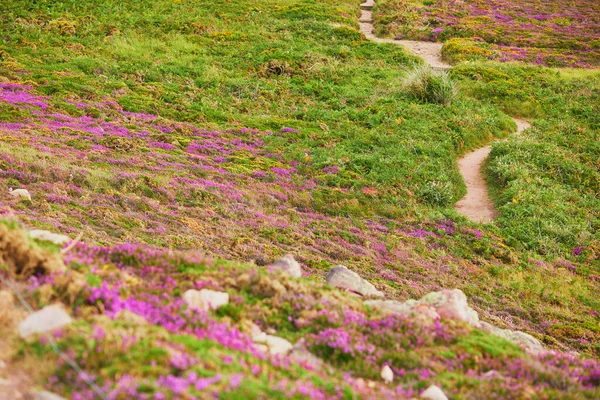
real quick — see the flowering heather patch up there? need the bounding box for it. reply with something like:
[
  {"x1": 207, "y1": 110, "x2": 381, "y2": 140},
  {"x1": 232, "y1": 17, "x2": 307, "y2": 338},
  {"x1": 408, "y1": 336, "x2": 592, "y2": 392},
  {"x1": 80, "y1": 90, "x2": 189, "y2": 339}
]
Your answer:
[
  {"x1": 0, "y1": 81, "x2": 598, "y2": 358},
  {"x1": 3, "y1": 225, "x2": 598, "y2": 398},
  {"x1": 374, "y1": 0, "x2": 600, "y2": 67}
]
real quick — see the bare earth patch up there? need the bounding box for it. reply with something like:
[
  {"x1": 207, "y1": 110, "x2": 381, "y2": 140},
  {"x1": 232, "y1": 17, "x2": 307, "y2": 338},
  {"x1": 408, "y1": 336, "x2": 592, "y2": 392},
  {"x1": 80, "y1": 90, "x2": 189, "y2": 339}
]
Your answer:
[{"x1": 455, "y1": 119, "x2": 530, "y2": 223}]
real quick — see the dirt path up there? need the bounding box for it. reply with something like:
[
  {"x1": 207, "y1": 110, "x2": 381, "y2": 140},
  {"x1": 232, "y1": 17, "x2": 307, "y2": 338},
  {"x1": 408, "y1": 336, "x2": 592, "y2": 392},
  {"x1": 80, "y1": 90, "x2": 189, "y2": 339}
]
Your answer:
[
  {"x1": 455, "y1": 119, "x2": 530, "y2": 223},
  {"x1": 358, "y1": 2, "x2": 530, "y2": 223},
  {"x1": 358, "y1": 2, "x2": 451, "y2": 69}
]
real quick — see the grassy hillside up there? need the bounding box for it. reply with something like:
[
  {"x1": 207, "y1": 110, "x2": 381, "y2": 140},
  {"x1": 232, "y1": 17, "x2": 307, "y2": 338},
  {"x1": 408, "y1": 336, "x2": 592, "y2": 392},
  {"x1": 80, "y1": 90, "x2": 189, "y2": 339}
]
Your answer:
[
  {"x1": 452, "y1": 64, "x2": 600, "y2": 259},
  {"x1": 1, "y1": 222, "x2": 599, "y2": 399},
  {"x1": 0, "y1": 0, "x2": 598, "y2": 398}
]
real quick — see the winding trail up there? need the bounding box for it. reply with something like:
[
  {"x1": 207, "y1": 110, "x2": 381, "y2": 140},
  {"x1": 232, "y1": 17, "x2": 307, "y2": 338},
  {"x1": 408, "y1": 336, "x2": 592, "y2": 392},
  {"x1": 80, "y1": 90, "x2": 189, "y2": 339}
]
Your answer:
[
  {"x1": 358, "y1": 1, "x2": 529, "y2": 223},
  {"x1": 359, "y1": 1, "x2": 451, "y2": 70},
  {"x1": 454, "y1": 118, "x2": 530, "y2": 223}
]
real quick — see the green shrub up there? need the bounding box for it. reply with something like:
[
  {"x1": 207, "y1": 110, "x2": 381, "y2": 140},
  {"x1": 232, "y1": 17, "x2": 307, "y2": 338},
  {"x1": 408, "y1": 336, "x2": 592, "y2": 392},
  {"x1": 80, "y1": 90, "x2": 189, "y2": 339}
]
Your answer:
[
  {"x1": 402, "y1": 64, "x2": 458, "y2": 106},
  {"x1": 417, "y1": 180, "x2": 454, "y2": 206}
]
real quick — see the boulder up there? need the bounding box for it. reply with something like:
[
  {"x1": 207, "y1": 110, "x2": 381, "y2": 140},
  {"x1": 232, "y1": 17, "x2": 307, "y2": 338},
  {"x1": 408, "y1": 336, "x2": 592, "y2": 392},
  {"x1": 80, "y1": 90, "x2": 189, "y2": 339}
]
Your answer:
[
  {"x1": 254, "y1": 335, "x2": 293, "y2": 356},
  {"x1": 9, "y1": 188, "x2": 31, "y2": 201},
  {"x1": 18, "y1": 304, "x2": 73, "y2": 339},
  {"x1": 420, "y1": 289, "x2": 479, "y2": 326},
  {"x1": 182, "y1": 289, "x2": 229, "y2": 311},
  {"x1": 325, "y1": 265, "x2": 384, "y2": 297},
  {"x1": 248, "y1": 322, "x2": 267, "y2": 342},
  {"x1": 479, "y1": 321, "x2": 544, "y2": 355},
  {"x1": 364, "y1": 299, "x2": 415, "y2": 315},
  {"x1": 28, "y1": 230, "x2": 71, "y2": 246},
  {"x1": 365, "y1": 299, "x2": 439, "y2": 323},
  {"x1": 421, "y1": 385, "x2": 448, "y2": 400},
  {"x1": 270, "y1": 255, "x2": 302, "y2": 278},
  {"x1": 366, "y1": 288, "x2": 545, "y2": 356}
]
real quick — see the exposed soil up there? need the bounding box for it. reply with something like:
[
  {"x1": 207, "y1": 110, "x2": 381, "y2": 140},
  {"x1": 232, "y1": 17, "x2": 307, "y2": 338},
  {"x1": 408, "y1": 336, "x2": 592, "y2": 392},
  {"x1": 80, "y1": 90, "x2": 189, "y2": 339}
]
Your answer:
[
  {"x1": 455, "y1": 119, "x2": 530, "y2": 223},
  {"x1": 358, "y1": 7, "x2": 451, "y2": 69}
]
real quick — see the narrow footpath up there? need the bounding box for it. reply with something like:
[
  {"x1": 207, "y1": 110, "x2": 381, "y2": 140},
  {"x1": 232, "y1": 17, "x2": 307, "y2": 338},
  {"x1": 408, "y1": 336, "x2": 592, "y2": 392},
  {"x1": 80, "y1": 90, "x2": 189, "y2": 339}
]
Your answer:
[
  {"x1": 359, "y1": 0, "x2": 451, "y2": 70},
  {"x1": 358, "y1": 1, "x2": 529, "y2": 223},
  {"x1": 454, "y1": 118, "x2": 530, "y2": 223}
]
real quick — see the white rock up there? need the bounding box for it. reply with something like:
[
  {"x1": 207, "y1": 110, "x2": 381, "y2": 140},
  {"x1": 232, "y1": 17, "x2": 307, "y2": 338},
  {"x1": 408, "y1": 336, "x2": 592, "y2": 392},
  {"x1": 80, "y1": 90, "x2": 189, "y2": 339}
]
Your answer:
[
  {"x1": 32, "y1": 391, "x2": 67, "y2": 400},
  {"x1": 254, "y1": 335, "x2": 293, "y2": 356},
  {"x1": 326, "y1": 265, "x2": 384, "y2": 297},
  {"x1": 249, "y1": 322, "x2": 267, "y2": 341},
  {"x1": 420, "y1": 289, "x2": 479, "y2": 326},
  {"x1": 381, "y1": 365, "x2": 393, "y2": 384},
  {"x1": 364, "y1": 299, "x2": 415, "y2": 315},
  {"x1": 271, "y1": 255, "x2": 302, "y2": 278},
  {"x1": 254, "y1": 343, "x2": 269, "y2": 353},
  {"x1": 365, "y1": 299, "x2": 439, "y2": 323},
  {"x1": 479, "y1": 321, "x2": 544, "y2": 355},
  {"x1": 421, "y1": 385, "x2": 448, "y2": 400},
  {"x1": 9, "y1": 188, "x2": 31, "y2": 201},
  {"x1": 28, "y1": 230, "x2": 71, "y2": 245},
  {"x1": 19, "y1": 304, "x2": 73, "y2": 339},
  {"x1": 182, "y1": 289, "x2": 229, "y2": 311}
]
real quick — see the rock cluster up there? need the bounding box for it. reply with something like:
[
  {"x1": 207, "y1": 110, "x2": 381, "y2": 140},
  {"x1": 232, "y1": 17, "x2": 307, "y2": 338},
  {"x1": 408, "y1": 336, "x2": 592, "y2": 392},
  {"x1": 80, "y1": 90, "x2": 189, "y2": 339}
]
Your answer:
[{"x1": 366, "y1": 288, "x2": 544, "y2": 355}]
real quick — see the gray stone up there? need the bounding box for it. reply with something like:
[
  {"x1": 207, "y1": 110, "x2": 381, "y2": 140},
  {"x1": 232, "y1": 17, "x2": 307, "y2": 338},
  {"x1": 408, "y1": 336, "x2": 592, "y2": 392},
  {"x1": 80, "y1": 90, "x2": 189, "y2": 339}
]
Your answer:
[
  {"x1": 28, "y1": 230, "x2": 71, "y2": 245},
  {"x1": 271, "y1": 255, "x2": 302, "y2": 278},
  {"x1": 254, "y1": 335, "x2": 293, "y2": 356},
  {"x1": 420, "y1": 289, "x2": 479, "y2": 326},
  {"x1": 19, "y1": 304, "x2": 73, "y2": 339},
  {"x1": 249, "y1": 322, "x2": 266, "y2": 341},
  {"x1": 479, "y1": 321, "x2": 544, "y2": 355},
  {"x1": 364, "y1": 299, "x2": 417, "y2": 315},
  {"x1": 325, "y1": 265, "x2": 383, "y2": 297},
  {"x1": 421, "y1": 385, "x2": 448, "y2": 400},
  {"x1": 8, "y1": 188, "x2": 31, "y2": 201}
]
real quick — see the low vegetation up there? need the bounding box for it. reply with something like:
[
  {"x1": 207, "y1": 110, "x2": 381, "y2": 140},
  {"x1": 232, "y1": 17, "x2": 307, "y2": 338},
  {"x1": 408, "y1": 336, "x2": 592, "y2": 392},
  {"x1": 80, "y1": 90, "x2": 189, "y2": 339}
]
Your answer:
[
  {"x1": 373, "y1": 0, "x2": 600, "y2": 67},
  {"x1": 402, "y1": 65, "x2": 457, "y2": 106},
  {"x1": 1, "y1": 222, "x2": 598, "y2": 398},
  {"x1": 0, "y1": 0, "x2": 598, "y2": 397}
]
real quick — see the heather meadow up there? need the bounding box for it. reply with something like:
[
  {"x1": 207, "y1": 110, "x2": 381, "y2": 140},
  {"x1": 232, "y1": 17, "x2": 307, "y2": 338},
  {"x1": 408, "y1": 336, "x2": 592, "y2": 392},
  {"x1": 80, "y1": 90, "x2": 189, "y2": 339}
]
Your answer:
[
  {"x1": 373, "y1": 0, "x2": 600, "y2": 67},
  {"x1": 0, "y1": 0, "x2": 598, "y2": 398}
]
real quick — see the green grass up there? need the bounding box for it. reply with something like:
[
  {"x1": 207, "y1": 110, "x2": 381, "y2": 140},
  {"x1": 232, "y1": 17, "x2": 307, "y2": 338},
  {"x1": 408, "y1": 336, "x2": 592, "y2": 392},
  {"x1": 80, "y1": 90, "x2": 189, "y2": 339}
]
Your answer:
[
  {"x1": 0, "y1": 0, "x2": 514, "y2": 211},
  {"x1": 0, "y1": 0, "x2": 598, "y2": 367},
  {"x1": 451, "y1": 63, "x2": 600, "y2": 260}
]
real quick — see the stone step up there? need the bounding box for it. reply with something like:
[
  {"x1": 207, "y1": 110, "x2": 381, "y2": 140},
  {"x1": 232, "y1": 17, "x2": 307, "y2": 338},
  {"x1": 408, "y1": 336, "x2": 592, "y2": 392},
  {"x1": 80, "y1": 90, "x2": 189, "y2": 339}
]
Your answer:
[
  {"x1": 359, "y1": 10, "x2": 372, "y2": 23},
  {"x1": 360, "y1": 0, "x2": 375, "y2": 10}
]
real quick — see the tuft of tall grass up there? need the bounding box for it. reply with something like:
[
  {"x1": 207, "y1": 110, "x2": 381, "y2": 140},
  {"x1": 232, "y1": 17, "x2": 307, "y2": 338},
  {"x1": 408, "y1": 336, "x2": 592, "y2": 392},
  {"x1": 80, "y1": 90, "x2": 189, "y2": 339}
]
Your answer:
[{"x1": 402, "y1": 64, "x2": 458, "y2": 106}]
